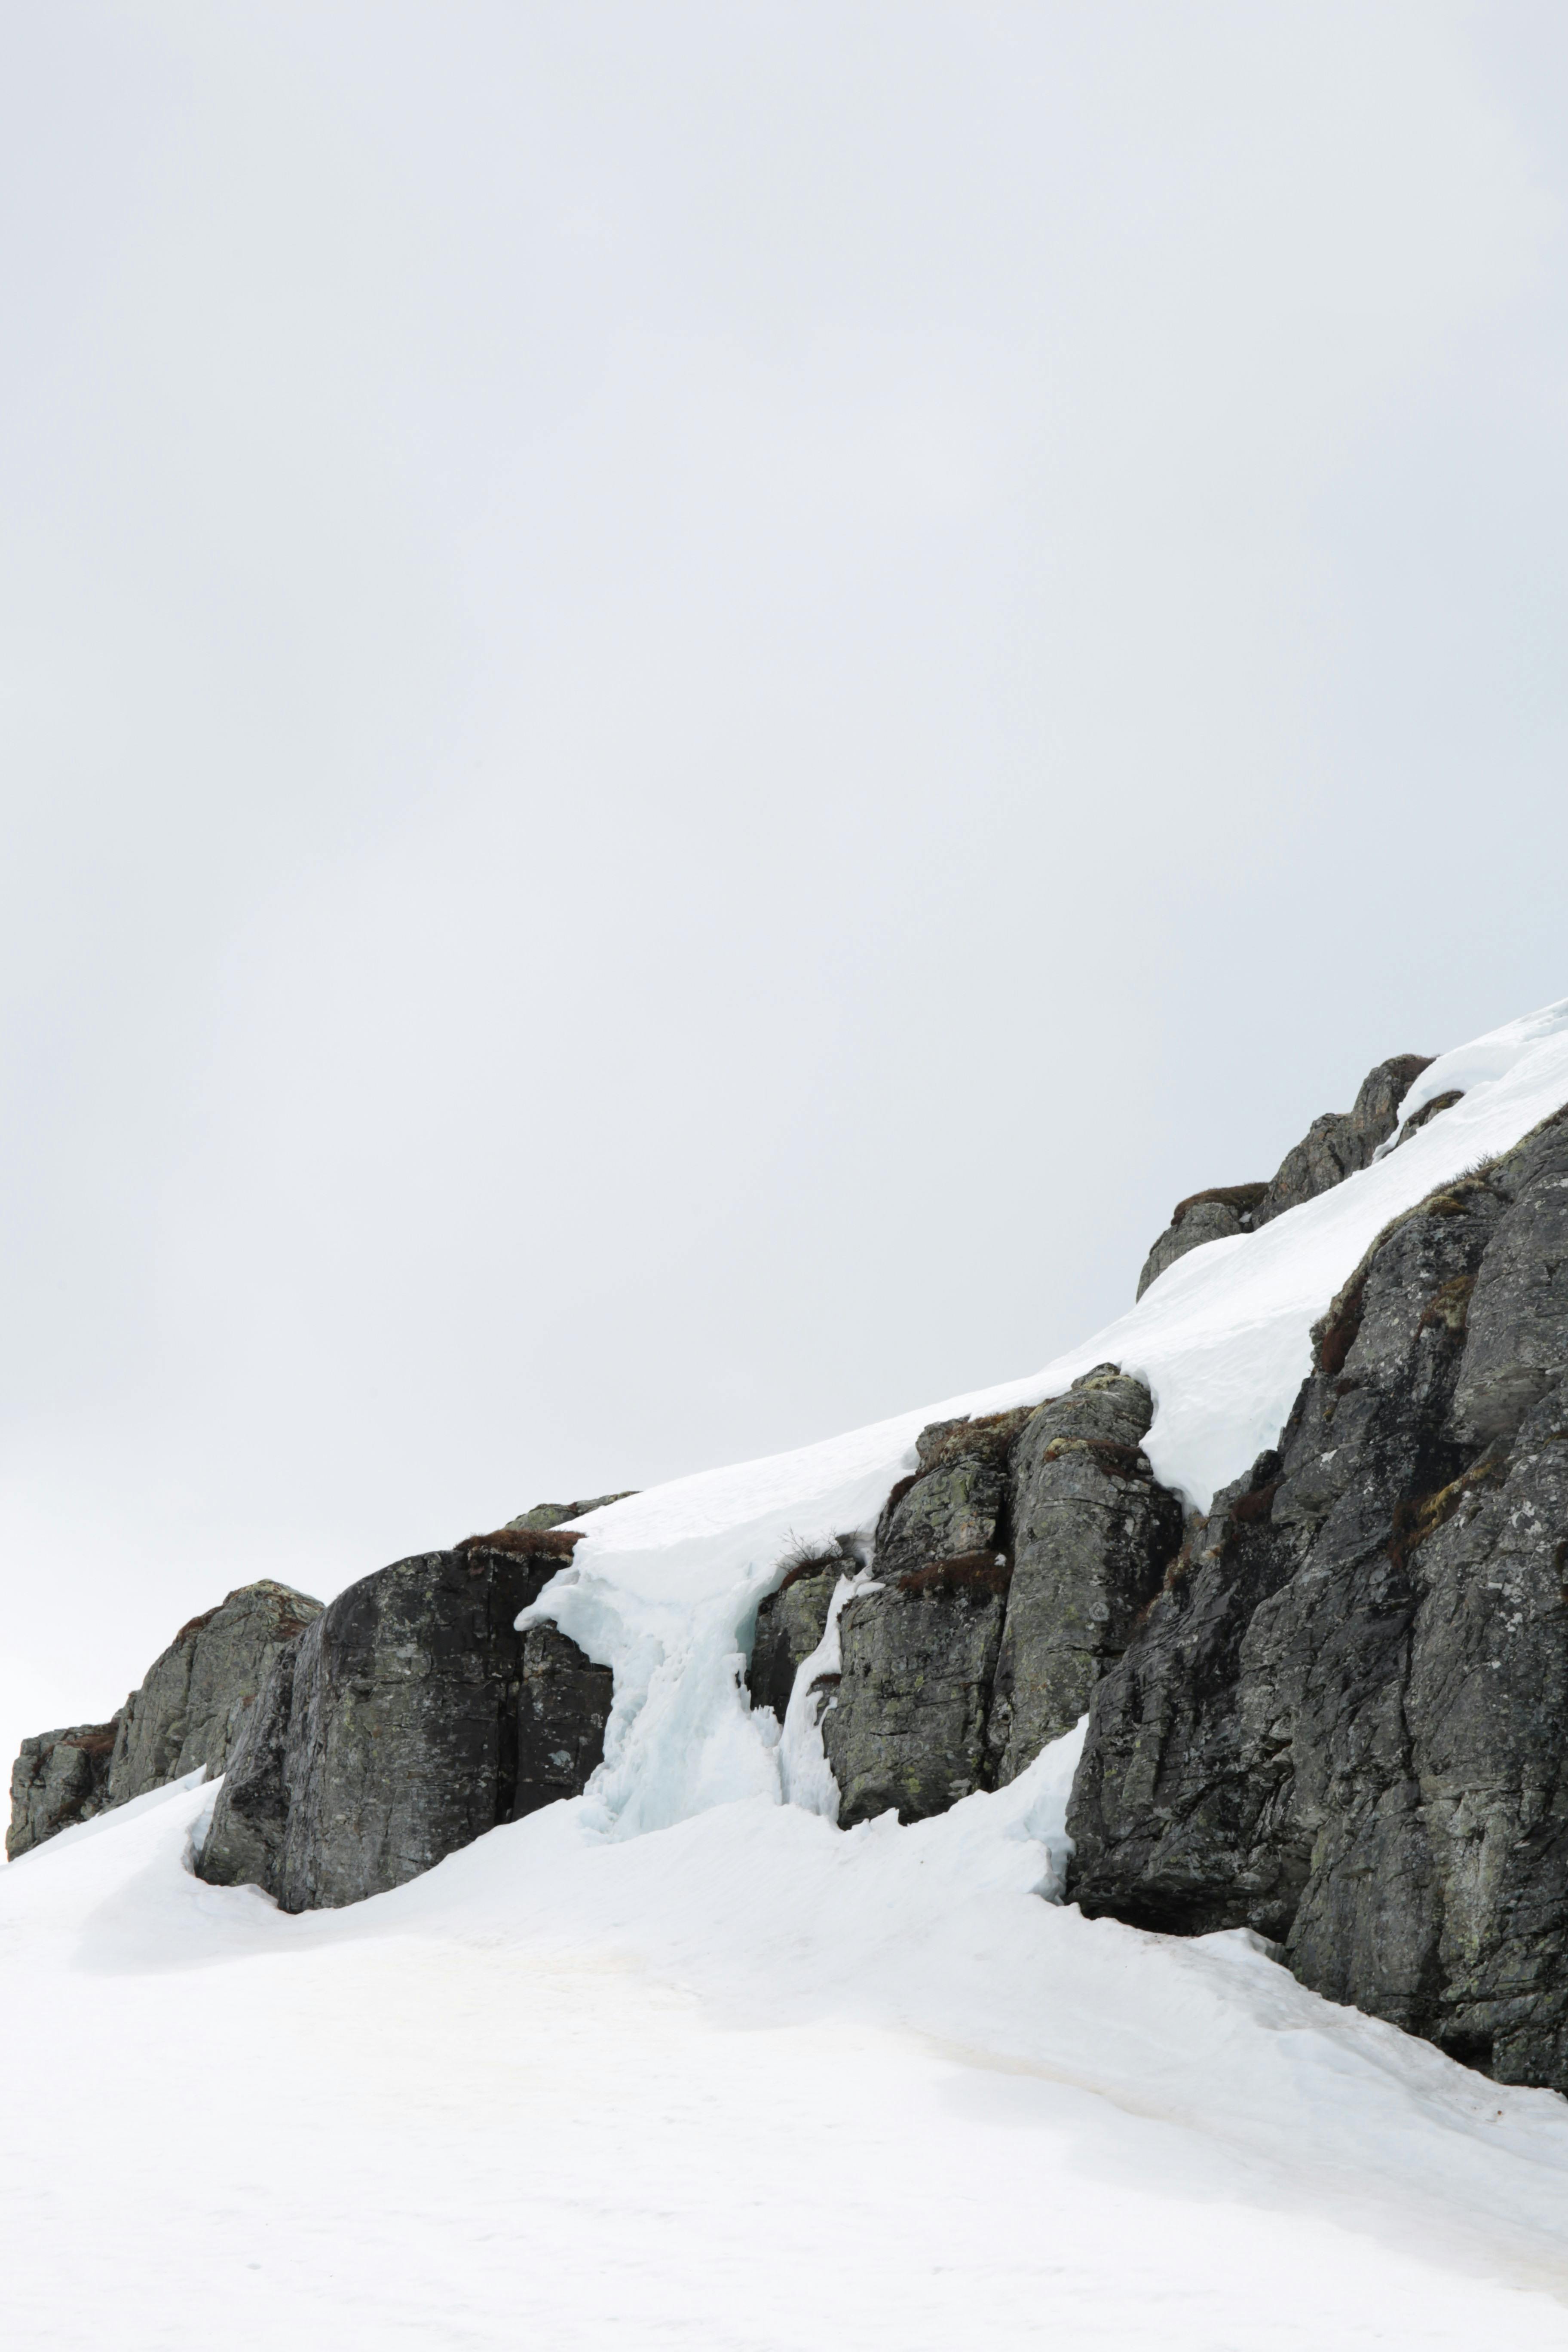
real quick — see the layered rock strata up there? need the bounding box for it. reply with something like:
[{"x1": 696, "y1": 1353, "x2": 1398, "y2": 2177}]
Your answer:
[
  {"x1": 1069, "y1": 1105, "x2": 1568, "y2": 2090},
  {"x1": 198, "y1": 1529, "x2": 611, "y2": 1910},
  {"x1": 1135, "y1": 1052, "x2": 1435, "y2": 1298}
]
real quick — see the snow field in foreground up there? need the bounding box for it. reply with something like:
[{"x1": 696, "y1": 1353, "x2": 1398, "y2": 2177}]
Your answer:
[{"x1": 6, "y1": 1751, "x2": 1568, "y2": 2347}]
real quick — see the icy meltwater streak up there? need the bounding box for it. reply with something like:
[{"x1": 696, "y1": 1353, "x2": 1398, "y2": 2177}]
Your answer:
[{"x1": 526, "y1": 998, "x2": 1568, "y2": 1838}]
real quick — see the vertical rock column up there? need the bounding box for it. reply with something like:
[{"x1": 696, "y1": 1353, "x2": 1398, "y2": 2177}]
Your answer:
[
  {"x1": 988, "y1": 1368, "x2": 1183, "y2": 1785},
  {"x1": 821, "y1": 1410, "x2": 1030, "y2": 1826}
]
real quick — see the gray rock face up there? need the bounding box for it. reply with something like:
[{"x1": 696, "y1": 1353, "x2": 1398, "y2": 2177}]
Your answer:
[
  {"x1": 801, "y1": 1386, "x2": 1185, "y2": 1826},
  {"x1": 107, "y1": 1580, "x2": 322, "y2": 1806},
  {"x1": 824, "y1": 1553, "x2": 1011, "y2": 1828},
  {"x1": 1134, "y1": 1054, "x2": 1434, "y2": 1300},
  {"x1": 189, "y1": 1635, "x2": 303, "y2": 1896},
  {"x1": 1136, "y1": 1188, "x2": 1269, "y2": 1300},
  {"x1": 6, "y1": 1721, "x2": 119, "y2": 1859},
  {"x1": 820, "y1": 1410, "x2": 1029, "y2": 1825},
  {"x1": 745, "y1": 1539, "x2": 860, "y2": 1725},
  {"x1": 514, "y1": 1622, "x2": 615, "y2": 1818},
  {"x1": 1252, "y1": 1052, "x2": 1435, "y2": 1228},
  {"x1": 1069, "y1": 1106, "x2": 1568, "y2": 2091},
  {"x1": 874, "y1": 1412, "x2": 1032, "y2": 1579},
  {"x1": 989, "y1": 1370, "x2": 1183, "y2": 1785},
  {"x1": 199, "y1": 1530, "x2": 612, "y2": 1911},
  {"x1": 6, "y1": 1578, "x2": 322, "y2": 1862}
]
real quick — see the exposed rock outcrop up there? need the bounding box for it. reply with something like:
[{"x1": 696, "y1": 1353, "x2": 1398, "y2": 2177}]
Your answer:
[
  {"x1": 107, "y1": 1579, "x2": 322, "y2": 1805},
  {"x1": 7, "y1": 1721, "x2": 119, "y2": 1859},
  {"x1": 825, "y1": 1551, "x2": 1010, "y2": 1827},
  {"x1": 1135, "y1": 1054, "x2": 1435, "y2": 1299},
  {"x1": 1251, "y1": 1052, "x2": 1435, "y2": 1227},
  {"x1": 820, "y1": 1410, "x2": 1027, "y2": 1826},
  {"x1": 745, "y1": 1537, "x2": 861, "y2": 1725},
  {"x1": 1069, "y1": 1105, "x2": 1568, "y2": 2091},
  {"x1": 1136, "y1": 1185, "x2": 1270, "y2": 1300},
  {"x1": 514, "y1": 1622, "x2": 616, "y2": 1819},
  {"x1": 504, "y1": 1492, "x2": 636, "y2": 1533},
  {"x1": 988, "y1": 1370, "x2": 1183, "y2": 1785},
  {"x1": 6, "y1": 1579, "x2": 322, "y2": 1862},
  {"x1": 811, "y1": 1383, "x2": 1182, "y2": 1825},
  {"x1": 198, "y1": 1531, "x2": 611, "y2": 1910}
]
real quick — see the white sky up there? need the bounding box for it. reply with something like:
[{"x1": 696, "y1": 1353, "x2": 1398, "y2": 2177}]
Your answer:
[{"x1": 3, "y1": 1, "x2": 1568, "y2": 1755}]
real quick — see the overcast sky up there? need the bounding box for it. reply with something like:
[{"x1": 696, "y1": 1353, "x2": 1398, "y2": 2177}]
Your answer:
[{"x1": 4, "y1": 0, "x2": 1568, "y2": 1758}]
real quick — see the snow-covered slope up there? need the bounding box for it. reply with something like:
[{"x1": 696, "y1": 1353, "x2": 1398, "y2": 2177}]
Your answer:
[
  {"x1": 8, "y1": 999, "x2": 1568, "y2": 2348},
  {"x1": 9, "y1": 1744, "x2": 1568, "y2": 2345}
]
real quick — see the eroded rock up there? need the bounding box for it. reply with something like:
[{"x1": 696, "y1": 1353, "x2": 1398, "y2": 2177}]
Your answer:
[
  {"x1": 515, "y1": 1622, "x2": 614, "y2": 1819},
  {"x1": 809, "y1": 1387, "x2": 1186, "y2": 1826},
  {"x1": 1252, "y1": 1052, "x2": 1435, "y2": 1228}
]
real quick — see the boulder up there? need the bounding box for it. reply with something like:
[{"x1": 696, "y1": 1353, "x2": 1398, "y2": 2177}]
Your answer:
[
  {"x1": 199, "y1": 1530, "x2": 612, "y2": 1911},
  {"x1": 814, "y1": 1390, "x2": 1187, "y2": 1826},
  {"x1": 1068, "y1": 1104, "x2": 1568, "y2": 2092},
  {"x1": 6, "y1": 1721, "x2": 119, "y2": 1860},
  {"x1": 987, "y1": 1369, "x2": 1183, "y2": 1785}
]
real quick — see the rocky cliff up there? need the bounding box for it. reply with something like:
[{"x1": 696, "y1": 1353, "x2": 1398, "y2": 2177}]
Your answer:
[
  {"x1": 16, "y1": 1034, "x2": 1568, "y2": 2106},
  {"x1": 1070, "y1": 1099, "x2": 1568, "y2": 2089}
]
